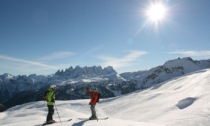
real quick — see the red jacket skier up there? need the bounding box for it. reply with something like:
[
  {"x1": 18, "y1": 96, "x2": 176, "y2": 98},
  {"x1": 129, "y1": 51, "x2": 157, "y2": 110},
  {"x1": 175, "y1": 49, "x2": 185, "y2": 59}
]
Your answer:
[{"x1": 86, "y1": 87, "x2": 100, "y2": 120}]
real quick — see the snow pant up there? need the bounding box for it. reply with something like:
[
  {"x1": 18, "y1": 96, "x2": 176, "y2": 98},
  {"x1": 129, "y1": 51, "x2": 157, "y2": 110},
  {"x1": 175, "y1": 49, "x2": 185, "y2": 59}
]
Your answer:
[
  {"x1": 47, "y1": 105, "x2": 54, "y2": 122},
  {"x1": 90, "y1": 104, "x2": 97, "y2": 119}
]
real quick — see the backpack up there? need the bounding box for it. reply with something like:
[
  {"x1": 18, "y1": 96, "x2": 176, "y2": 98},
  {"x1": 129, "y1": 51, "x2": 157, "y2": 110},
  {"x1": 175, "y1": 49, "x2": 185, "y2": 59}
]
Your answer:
[
  {"x1": 44, "y1": 90, "x2": 49, "y2": 102},
  {"x1": 96, "y1": 93, "x2": 100, "y2": 103}
]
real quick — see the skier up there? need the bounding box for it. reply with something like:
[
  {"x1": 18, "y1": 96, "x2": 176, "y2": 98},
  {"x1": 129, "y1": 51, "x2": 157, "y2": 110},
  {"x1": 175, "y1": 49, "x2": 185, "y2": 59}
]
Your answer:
[
  {"x1": 85, "y1": 87, "x2": 100, "y2": 120},
  {"x1": 44, "y1": 85, "x2": 56, "y2": 124}
]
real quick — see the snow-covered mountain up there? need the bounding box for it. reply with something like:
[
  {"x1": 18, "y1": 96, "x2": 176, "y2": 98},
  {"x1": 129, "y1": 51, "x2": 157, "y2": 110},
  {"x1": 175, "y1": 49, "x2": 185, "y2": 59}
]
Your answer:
[
  {"x1": 0, "y1": 66, "x2": 121, "y2": 109},
  {"x1": 54, "y1": 66, "x2": 117, "y2": 80},
  {"x1": 1, "y1": 57, "x2": 210, "y2": 110},
  {"x1": 121, "y1": 57, "x2": 210, "y2": 88},
  {"x1": 1, "y1": 68, "x2": 210, "y2": 126}
]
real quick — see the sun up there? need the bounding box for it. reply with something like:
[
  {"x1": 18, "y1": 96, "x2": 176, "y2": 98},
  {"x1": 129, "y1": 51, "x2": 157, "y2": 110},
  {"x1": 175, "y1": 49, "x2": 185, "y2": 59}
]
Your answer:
[{"x1": 146, "y1": 2, "x2": 167, "y2": 24}]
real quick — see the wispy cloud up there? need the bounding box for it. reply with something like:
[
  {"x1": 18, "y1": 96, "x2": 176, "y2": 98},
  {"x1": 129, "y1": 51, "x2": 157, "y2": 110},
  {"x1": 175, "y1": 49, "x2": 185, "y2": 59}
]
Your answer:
[
  {"x1": 38, "y1": 51, "x2": 75, "y2": 61},
  {"x1": 168, "y1": 50, "x2": 210, "y2": 57},
  {"x1": 0, "y1": 54, "x2": 59, "y2": 75},
  {"x1": 98, "y1": 50, "x2": 148, "y2": 69},
  {"x1": 0, "y1": 55, "x2": 58, "y2": 69}
]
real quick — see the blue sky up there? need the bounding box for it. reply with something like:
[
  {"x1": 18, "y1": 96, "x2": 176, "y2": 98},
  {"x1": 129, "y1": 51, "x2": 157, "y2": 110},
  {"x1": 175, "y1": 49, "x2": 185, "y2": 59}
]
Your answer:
[{"x1": 1, "y1": 0, "x2": 210, "y2": 75}]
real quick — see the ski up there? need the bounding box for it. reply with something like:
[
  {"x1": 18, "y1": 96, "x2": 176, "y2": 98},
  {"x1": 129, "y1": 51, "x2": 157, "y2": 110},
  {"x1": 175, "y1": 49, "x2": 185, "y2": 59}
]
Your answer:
[
  {"x1": 78, "y1": 117, "x2": 108, "y2": 121},
  {"x1": 97, "y1": 117, "x2": 108, "y2": 120},
  {"x1": 37, "y1": 119, "x2": 72, "y2": 126}
]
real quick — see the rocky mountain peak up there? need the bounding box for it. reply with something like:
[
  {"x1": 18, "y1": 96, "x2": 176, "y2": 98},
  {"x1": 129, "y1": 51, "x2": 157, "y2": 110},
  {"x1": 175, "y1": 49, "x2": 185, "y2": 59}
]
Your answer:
[{"x1": 55, "y1": 65, "x2": 117, "y2": 78}]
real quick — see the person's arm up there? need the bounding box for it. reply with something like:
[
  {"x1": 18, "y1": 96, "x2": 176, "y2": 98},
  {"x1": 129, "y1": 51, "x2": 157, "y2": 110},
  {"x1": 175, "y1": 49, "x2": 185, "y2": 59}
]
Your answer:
[
  {"x1": 86, "y1": 88, "x2": 94, "y2": 95},
  {"x1": 52, "y1": 92, "x2": 55, "y2": 102}
]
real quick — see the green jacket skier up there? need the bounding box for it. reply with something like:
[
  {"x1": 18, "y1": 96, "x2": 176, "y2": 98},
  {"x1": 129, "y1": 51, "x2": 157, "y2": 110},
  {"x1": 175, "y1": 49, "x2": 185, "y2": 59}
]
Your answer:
[{"x1": 44, "y1": 85, "x2": 56, "y2": 124}]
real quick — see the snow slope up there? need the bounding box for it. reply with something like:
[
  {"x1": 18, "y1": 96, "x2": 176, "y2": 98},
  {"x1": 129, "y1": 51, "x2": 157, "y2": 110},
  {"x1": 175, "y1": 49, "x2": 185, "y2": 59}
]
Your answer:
[{"x1": 1, "y1": 69, "x2": 210, "y2": 126}]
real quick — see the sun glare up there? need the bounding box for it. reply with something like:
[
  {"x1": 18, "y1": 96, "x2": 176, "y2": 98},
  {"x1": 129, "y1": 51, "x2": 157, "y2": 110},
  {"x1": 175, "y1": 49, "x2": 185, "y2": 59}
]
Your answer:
[{"x1": 146, "y1": 2, "x2": 167, "y2": 24}]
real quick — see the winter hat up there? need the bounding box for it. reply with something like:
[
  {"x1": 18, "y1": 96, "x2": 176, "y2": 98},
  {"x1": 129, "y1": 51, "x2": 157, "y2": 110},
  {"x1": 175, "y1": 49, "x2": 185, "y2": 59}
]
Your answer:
[
  {"x1": 50, "y1": 85, "x2": 56, "y2": 89},
  {"x1": 92, "y1": 87, "x2": 98, "y2": 92}
]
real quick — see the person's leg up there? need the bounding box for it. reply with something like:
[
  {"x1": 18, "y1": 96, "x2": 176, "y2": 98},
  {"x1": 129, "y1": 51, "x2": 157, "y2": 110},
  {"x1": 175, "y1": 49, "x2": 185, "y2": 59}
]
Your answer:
[
  {"x1": 47, "y1": 105, "x2": 54, "y2": 123},
  {"x1": 90, "y1": 104, "x2": 97, "y2": 119},
  {"x1": 47, "y1": 105, "x2": 51, "y2": 122},
  {"x1": 51, "y1": 105, "x2": 55, "y2": 121},
  {"x1": 89, "y1": 105, "x2": 93, "y2": 120}
]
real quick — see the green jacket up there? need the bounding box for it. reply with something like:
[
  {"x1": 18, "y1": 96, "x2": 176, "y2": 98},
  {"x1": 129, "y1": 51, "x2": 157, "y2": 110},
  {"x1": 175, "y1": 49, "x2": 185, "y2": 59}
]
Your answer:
[{"x1": 45, "y1": 88, "x2": 55, "y2": 105}]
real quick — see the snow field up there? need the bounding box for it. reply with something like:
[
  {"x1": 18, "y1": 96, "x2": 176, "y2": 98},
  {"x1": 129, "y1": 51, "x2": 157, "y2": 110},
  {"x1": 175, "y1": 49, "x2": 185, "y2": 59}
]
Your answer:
[{"x1": 1, "y1": 69, "x2": 210, "y2": 126}]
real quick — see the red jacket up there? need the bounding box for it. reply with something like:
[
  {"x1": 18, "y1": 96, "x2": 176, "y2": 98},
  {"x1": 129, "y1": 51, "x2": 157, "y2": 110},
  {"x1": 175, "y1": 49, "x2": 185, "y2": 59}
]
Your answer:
[{"x1": 87, "y1": 90, "x2": 99, "y2": 105}]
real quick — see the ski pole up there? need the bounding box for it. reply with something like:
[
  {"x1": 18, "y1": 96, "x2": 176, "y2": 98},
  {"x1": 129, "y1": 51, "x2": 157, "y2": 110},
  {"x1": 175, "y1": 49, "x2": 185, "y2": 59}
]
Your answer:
[{"x1": 54, "y1": 103, "x2": 62, "y2": 124}]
